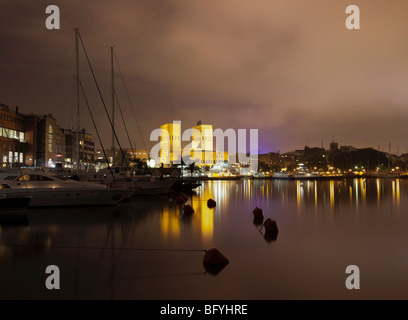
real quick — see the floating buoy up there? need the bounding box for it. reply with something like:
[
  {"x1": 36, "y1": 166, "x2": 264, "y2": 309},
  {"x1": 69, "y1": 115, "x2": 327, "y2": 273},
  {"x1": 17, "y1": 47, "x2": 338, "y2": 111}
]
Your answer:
[
  {"x1": 183, "y1": 204, "x2": 194, "y2": 216},
  {"x1": 207, "y1": 199, "x2": 216, "y2": 208},
  {"x1": 263, "y1": 231, "x2": 278, "y2": 242},
  {"x1": 176, "y1": 192, "x2": 188, "y2": 205},
  {"x1": 259, "y1": 218, "x2": 279, "y2": 242},
  {"x1": 252, "y1": 207, "x2": 264, "y2": 225},
  {"x1": 253, "y1": 207, "x2": 263, "y2": 218},
  {"x1": 203, "y1": 248, "x2": 229, "y2": 275},
  {"x1": 262, "y1": 218, "x2": 279, "y2": 233},
  {"x1": 253, "y1": 216, "x2": 264, "y2": 226}
]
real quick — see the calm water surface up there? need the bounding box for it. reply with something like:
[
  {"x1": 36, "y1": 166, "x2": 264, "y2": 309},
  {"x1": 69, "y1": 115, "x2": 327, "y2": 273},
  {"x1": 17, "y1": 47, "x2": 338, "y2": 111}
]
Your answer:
[{"x1": 1, "y1": 178, "x2": 408, "y2": 299}]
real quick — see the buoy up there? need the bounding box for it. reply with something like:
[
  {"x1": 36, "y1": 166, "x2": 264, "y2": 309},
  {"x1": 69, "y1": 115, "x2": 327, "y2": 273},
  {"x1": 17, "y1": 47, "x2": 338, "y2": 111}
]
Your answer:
[
  {"x1": 253, "y1": 207, "x2": 264, "y2": 219},
  {"x1": 207, "y1": 198, "x2": 216, "y2": 208},
  {"x1": 183, "y1": 204, "x2": 194, "y2": 216},
  {"x1": 176, "y1": 192, "x2": 188, "y2": 205},
  {"x1": 263, "y1": 231, "x2": 278, "y2": 242},
  {"x1": 253, "y1": 216, "x2": 263, "y2": 226},
  {"x1": 263, "y1": 218, "x2": 278, "y2": 233},
  {"x1": 203, "y1": 248, "x2": 229, "y2": 275}
]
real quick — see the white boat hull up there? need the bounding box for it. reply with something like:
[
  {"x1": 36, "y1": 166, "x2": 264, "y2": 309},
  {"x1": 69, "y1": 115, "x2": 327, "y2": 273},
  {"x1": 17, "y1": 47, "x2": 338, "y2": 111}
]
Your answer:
[{"x1": 0, "y1": 188, "x2": 133, "y2": 207}]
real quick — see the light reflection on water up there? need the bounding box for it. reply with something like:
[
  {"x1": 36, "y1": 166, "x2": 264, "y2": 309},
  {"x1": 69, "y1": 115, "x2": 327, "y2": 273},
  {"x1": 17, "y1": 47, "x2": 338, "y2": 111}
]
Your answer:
[{"x1": 0, "y1": 177, "x2": 407, "y2": 299}]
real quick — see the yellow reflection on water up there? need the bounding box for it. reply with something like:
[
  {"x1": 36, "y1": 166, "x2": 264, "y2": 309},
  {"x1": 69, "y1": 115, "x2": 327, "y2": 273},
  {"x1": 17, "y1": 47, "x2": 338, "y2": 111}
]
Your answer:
[
  {"x1": 392, "y1": 180, "x2": 395, "y2": 206},
  {"x1": 376, "y1": 178, "x2": 381, "y2": 204},
  {"x1": 296, "y1": 180, "x2": 303, "y2": 214},
  {"x1": 354, "y1": 179, "x2": 359, "y2": 208},
  {"x1": 266, "y1": 182, "x2": 269, "y2": 202},
  {"x1": 360, "y1": 179, "x2": 366, "y2": 205},
  {"x1": 247, "y1": 179, "x2": 252, "y2": 203},
  {"x1": 392, "y1": 179, "x2": 401, "y2": 211},
  {"x1": 314, "y1": 181, "x2": 318, "y2": 214},
  {"x1": 196, "y1": 186, "x2": 215, "y2": 239},
  {"x1": 158, "y1": 184, "x2": 217, "y2": 240},
  {"x1": 161, "y1": 205, "x2": 180, "y2": 237},
  {"x1": 200, "y1": 205, "x2": 214, "y2": 239},
  {"x1": 329, "y1": 180, "x2": 335, "y2": 213},
  {"x1": 397, "y1": 179, "x2": 400, "y2": 210}
]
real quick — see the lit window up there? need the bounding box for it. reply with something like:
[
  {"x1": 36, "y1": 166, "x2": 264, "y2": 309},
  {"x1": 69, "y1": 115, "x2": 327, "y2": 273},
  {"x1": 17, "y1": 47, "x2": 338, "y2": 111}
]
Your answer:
[{"x1": 48, "y1": 125, "x2": 53, "y2": 153}]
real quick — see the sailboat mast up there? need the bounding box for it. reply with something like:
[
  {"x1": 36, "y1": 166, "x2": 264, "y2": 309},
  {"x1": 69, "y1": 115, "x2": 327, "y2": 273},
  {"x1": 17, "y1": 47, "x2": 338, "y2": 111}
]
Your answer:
[
  {"x1": 111, "y1": 46, "x2": 115, "y2": 166},
  {"x1": 75, "y1": 28, "x2": 80, "y2": 174}
]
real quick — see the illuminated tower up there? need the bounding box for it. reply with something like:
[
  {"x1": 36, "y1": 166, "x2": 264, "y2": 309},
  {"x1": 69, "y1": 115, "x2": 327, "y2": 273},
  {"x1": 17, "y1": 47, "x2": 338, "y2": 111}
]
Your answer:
[
  {"x1": 160, "y1": 122, "x2": 181, "y2": 166},
  {"x1": 191, "y1": 121, "x2": 213, "y2": 165},
  {"x1": 193, "y1": 121, "x2": 213, "y2": 152}
]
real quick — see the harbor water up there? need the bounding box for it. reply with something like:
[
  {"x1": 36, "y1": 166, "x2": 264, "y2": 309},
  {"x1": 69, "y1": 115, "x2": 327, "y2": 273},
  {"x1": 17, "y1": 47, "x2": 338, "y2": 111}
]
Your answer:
[{"x1": 0, "y1": 178, "x2": 407, "y2": 299}]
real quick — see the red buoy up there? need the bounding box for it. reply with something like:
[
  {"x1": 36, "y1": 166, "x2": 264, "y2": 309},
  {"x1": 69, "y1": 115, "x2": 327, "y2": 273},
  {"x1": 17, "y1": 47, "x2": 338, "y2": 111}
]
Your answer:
[
  {"x1": 263, "y1": 218, "x2": 278, "y2": 233},
  {"x1": 183, "y1": 204, "x2": 194, "y2": 216},
  {"x1": 253, "y1": 207, "x2": 264, "y2": 220},
  {"x1": 176, "y1": 192, "x2": 188, "y2": 205},
  {"x1": 207, "y1": 199, "x2": 216, "y2": 208},
  {"x1": 253, "y1": 217, "x2": 263, "y2": 226},
  {"x1": 203, "y1": 248, "x2": 229, "y2": 266},
  {"x1": 203, "y1": 248, "x2": 229, "y2": 275},
  {"x1": 263, "y1": 231, "x2": 278, "y2": 242}
]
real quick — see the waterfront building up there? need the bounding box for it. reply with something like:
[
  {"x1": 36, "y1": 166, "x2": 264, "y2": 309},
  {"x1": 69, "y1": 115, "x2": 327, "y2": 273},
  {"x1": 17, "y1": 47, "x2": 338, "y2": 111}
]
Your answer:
[
  {"x1": 258, "y1": 152, "x2": 283, "y2": 171},
  {"x1": 159, "y1": 121, "x2": 228, "y2": 167},
  {"x1": 61, "y1": 128, "x2": 95, "y2": 169},
  {"x1": 101, "y1": 147, "x2": 149, "y2": 168},
  {"x1": 160, "y1": 122, "x2": 181, "y2": 166},
  {"x1": 24, "y1": 113, "x2": 66, "y2": 168},
  {"x1": 0, "y1": 102, "x2": 97, "y2": 169},
  {"x1": 0, "y1": 104, "x2": 26, "y2": 167},
  {"x1": 330, "y1": 140, "x2": 339, "y2": 154}
]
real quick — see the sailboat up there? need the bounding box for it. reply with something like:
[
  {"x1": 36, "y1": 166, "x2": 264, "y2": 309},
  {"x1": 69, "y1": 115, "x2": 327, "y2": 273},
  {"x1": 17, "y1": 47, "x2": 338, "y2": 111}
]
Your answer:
[{"x1": 76, "y1": 44, "x2": 175, "y2": 195}]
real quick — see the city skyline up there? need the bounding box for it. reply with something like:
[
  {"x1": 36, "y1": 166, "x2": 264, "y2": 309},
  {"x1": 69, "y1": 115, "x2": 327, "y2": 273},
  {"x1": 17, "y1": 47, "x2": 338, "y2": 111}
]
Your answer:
[
  {"x1": 2, "y1": 1, "x2": 408, "y2": 155},
  {"x1": 1, "y1": 102, "x2": 405, "y2": 161}
]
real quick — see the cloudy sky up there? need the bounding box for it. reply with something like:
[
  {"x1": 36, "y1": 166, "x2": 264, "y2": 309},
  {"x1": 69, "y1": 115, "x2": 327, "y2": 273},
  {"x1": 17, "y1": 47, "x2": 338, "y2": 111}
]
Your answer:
[{"x1": 1, "y1": 0, "x2": 408, "y2": 154}]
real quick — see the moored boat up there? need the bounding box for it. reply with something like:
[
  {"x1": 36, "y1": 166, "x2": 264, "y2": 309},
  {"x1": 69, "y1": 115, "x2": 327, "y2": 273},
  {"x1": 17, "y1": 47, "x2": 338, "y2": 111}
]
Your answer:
[
  {"x1": 0, "y1": 169, "x2": 133, "y2": 207},
  {"x1": 272, "y1": 172, "x2": 293, "y2": 179},
  {"x1": 78, "y1": 166, "x2": 176, "y2": 195}
]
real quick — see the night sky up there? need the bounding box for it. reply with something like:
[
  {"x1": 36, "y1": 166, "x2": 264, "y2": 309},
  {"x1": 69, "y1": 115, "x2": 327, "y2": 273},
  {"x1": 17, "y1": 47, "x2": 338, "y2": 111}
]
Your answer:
[{"x1": 1, "y1": 0, "x2": 408, "y2": 154}]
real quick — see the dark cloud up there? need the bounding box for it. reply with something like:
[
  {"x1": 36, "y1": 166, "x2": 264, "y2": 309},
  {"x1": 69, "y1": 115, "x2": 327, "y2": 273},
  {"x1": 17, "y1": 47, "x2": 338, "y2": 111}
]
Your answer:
[{"x1": 1, "y1": 0, "x2": 408, "y2": 153}]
